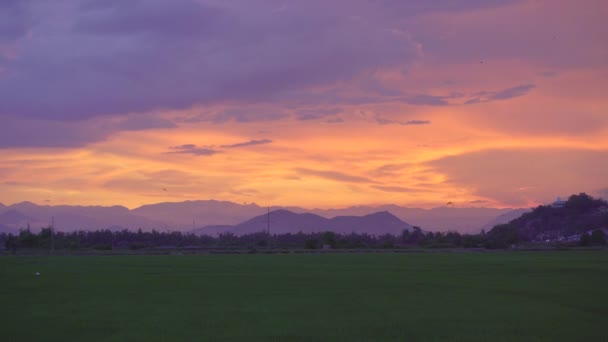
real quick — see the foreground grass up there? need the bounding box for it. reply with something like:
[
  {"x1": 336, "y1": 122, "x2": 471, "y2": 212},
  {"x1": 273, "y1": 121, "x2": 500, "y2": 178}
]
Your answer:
[{"x1": 1, "y1": 252, "x2": 607, "y2": 341}]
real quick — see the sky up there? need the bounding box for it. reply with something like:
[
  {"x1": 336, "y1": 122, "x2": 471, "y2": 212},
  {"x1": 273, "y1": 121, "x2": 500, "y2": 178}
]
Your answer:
[{"x1": 0, "y1": 0, "x2": 607, "y2": 209}]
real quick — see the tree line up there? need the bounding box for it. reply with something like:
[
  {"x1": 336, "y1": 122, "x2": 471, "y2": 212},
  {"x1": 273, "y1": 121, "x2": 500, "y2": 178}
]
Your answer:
[{"x1": 3, "y1": 224, "x2": 605, "y2": 253}]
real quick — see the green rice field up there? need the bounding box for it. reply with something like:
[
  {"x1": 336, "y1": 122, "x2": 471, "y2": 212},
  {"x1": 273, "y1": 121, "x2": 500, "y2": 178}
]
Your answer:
[{"x1": 1, "y1": 252, "x2": 607, "y2": 341}]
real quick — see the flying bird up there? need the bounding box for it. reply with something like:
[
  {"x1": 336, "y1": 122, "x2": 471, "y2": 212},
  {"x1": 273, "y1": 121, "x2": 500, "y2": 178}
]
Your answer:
[
  {"x1": 446, "y1": 201, "x2": 454, "y2": 206},
  {"x1": 163, "y1": 188, "x2": 167, "y2": 192}
]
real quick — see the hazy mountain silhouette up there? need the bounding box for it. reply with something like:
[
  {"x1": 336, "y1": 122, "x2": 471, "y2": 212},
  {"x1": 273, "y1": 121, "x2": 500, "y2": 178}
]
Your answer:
[
  {"x1": 0, "y1": 224, "x2": 18, "y2": 234},
  {"x1": 304, "y1": 205, "x2": 520, "y2": 233},
  {"x1": 0, "y1": 199, "x2": 526, "y2": 233},
  {"x1": 129, "y1": 201, "x2": 521, "y2": 232},
  {"x1": 0, "y1": 202, "x2": 166, "y2": 232},
  {"x1": 481, "y1": 208, "x2": 531, "y2": 231},
  {"x1": 194, "y1": 210, "x2": 413, "y2": 236},
  {"x1": 0, "y1": 209, "x2": 30, "y2": 225},
  {"x1": 132, "y1": 200, "x2": 264, "y2": 227}
]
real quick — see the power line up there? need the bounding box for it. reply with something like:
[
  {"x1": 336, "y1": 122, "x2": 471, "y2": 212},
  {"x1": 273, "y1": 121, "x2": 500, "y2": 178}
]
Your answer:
[{"x1": 51, "y1": 216, "x2": 55, "y2": 255}]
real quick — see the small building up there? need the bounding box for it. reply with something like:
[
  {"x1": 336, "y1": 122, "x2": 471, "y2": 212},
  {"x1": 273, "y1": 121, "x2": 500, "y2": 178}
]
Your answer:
[
  {"x1": 564, "y1": 234, "x2": 581, "y2": 242},
  {"x1": 586, "y1": 227, "x2": 608, "y2": 236},
  {"x1": 563, "y1": 228, "x2": 608, "y2": 242},
  {"x1": 551, "y1": 197, "x2": 566, "y2": 208}
]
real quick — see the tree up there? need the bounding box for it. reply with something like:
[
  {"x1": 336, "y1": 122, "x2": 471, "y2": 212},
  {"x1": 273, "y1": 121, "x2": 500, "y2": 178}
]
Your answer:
[
  {"x1": 5, "y1": 234, "x2": 18, "y2": 254},
  {"x1": 322, "y1": 232, "x2": 337, "y2": 248},
  {"x1": 408, "y1": 226, "x2": 424, "y2": 244},
  {"x1": 580, "y1": 233, "x2": 591, "y2": 246},
  {"x1": 400, "y1": 229, "x2": 410, "y2": 244},
  {"x1": 18, "y1": 229, "x2": 38, "y2": 248},
  {"x1": 484, "y1": 224, "x2": 523, "y2": 249},
  {"x1": 565, "y1": 193, "x2": 606, "y2": 214},
  {"x1": 305, "y1": 239, "x2": 318, "y2": 249},
  {"x1": 590, "y1": 229, "x2": 607, "y2": 246}
]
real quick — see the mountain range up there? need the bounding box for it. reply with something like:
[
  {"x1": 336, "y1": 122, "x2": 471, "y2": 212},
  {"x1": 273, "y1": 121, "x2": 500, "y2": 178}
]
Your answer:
[
  {"x1": 0, "y1": 200, "x2": 528, "y2": 234},
  {"x1": 196, "y1": 210, "x2": 413, "y2": 236}
]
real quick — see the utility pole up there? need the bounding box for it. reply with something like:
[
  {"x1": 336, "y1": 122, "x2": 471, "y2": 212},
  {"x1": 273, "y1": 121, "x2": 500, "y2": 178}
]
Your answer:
[
  {"x1": 51, "y1": 216, "x2": 55, "y2": 255},
  {"x1": 267, "y1": 207, "x2": 270, "y2": 250}
]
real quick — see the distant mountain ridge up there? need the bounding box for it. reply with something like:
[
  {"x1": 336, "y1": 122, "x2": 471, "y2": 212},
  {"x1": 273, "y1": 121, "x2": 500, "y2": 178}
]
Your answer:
[
  {"x1": 0, "y1": 209, "x2": 30, "y2": 224},
  {"x1": 0, "y1": 201, "x2": 166, "y2": 233},
  {"x1": 194, "y1": 210, "x2": 413, "y2": 236},
  {"x1": 0, "y1": 199, "x2": 526, "y2": 234},
  {"x1": 481, "y1": 208, "x2": 531, "y2": 231}
]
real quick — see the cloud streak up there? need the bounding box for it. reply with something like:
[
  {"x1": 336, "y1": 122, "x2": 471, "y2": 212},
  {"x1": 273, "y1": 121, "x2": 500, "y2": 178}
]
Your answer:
[
  {"x1": 166, "y1": 138, "x2": 272, "y2": 156},
  {"x1": 221, "y1": 139, "x2": 273, "y2": 149},
  {"x1": 372, "y1": 185, "x2": 421, "y2": 193},
  {"x1": 375, "y1": 116, "x2": 432, "y2": 126},
  {"x1": 465, "y1": 84, "x2": 536, "y2": 104},
  {"x1": 296, "y1": 168, "x2": 372, "y2": 184},
  {"x1": 167, "y1": 145, "x2": 219, "y2": 156}
]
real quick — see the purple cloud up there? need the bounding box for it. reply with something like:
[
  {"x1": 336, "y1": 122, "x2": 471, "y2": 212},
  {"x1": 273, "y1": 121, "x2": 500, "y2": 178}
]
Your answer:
[
  {"x1": 0, "y1": 0, "x2": 31, "y2": 44},
  {"x1": 0, "y1": 0, "x2": 424, "y2": 121},
  {"x1": 296, "y1": 108, "x2": 343, "y2": 121},
  {"x1": 326, "y1": 117, "x2": 345, "y2": 124},
  {"x1": 296, "y1": 168, "x2": 372, "y2": 183},
  {"x1": 375, "y1": 116, "x2": 431, "y2": 126},
  {"x1": 0, "y1": 113, "x2": 176, "y2": 148},
  {"x1": 407, "y1": 0, "x2": 605, "y2": 69},
  {"x1": 402, "y1": 94, "x2": 449, "y2": 106},
  {"x1": 220, "y1": 139, "x2": 273, "y2": 149},
  {"x1": 465, "y1": 84, "x2": 536, "y2": 104},
  {"x1": 74, "y1": 1, "x2": 228, "y2": 37},
  {"x1": 372, "y1": 185, "x2": 420, "y2": 193},
  {"x1": 490, "y1": 84, "x2": 536, "y2": 100},
  {"x1": 212, "y1": 109, "x2": 289, "y2": 123},
  {"x1": 0, "y1": 117, "x2": 108, "y2": 148},
  {"x1": 371, "y1": 163, "x2": 414, "y2": 177},
  {"x1": 373, "y1": 0, "x2": 519, "y2": 15},
  {"x1": 538, "y1": 71, "x2": 558, "y2": 78},
  {"x1": 116, "y1": 115, "x2": 177, "y2": 131},
  {"x1": 166, "y1": 138, "x2": 272, "y2": 156},
  {"x1": 167, "y1": 145, "x2": 219, "y2": 156},
  {"x1": 404, "y1": 120, "x2": 431, "y2": 125}
]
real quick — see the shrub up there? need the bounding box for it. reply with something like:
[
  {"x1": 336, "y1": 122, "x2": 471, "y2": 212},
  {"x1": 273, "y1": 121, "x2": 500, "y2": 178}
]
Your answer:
[
  {"x1": 590, "y1": 230, "x2": 607, "y2": 246},
  {"x1": 305, "y1": 239, "x2": 318, "y2": 249}
]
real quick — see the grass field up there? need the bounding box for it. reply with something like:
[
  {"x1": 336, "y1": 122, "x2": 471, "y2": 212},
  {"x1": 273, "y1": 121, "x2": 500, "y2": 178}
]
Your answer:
[{"x1": 1, "y1": 252, "x2": 607, "y2": 341}]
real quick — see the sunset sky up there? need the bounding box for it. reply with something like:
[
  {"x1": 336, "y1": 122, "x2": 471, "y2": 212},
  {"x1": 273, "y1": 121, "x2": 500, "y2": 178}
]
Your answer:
[{"x1": 0, "y1": 0, "x2": 607, "y2": 209}]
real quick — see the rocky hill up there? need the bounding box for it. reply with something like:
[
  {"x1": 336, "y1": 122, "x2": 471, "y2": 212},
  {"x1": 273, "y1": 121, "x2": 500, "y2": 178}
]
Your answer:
[{"x1": 487, "y1": 193, "x2": 608, "y2": 245}]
